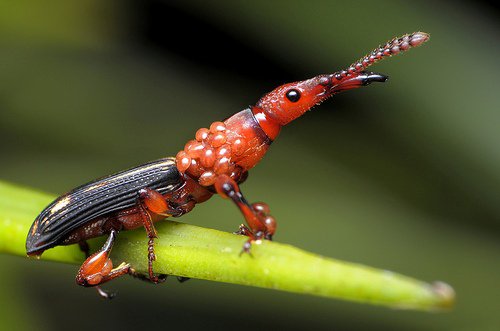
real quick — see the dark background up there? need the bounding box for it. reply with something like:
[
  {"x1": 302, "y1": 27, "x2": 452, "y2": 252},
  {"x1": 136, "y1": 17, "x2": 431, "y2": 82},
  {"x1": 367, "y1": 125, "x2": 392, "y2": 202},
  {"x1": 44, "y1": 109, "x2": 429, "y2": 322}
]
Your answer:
[{"x1": 1, "y1": 1, "x2": 499, "y2": 330}]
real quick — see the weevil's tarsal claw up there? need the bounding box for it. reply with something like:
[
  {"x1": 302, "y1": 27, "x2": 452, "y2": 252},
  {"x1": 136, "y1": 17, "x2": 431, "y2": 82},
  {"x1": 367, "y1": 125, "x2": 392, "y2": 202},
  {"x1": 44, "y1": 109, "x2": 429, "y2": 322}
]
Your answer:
[
  {"x1": 234, "y1": 224, "x2": 252, "y2": 236},
  {"x1": 239, "y1": 240, "x2": 253, "y2": 256},
  {"x1": 95, "y1": 286, "x2": 116, "y2": 299},
  {"x1": 177, "y1": 276, "x2": 190, "y2": 283}
]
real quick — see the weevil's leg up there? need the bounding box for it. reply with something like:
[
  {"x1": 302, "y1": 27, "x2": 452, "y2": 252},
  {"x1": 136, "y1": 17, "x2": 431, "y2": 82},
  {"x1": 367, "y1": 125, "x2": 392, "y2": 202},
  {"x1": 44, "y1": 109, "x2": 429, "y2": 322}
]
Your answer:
[
  {"x1": 76, "y1": 230, "x2": 130, "y2": 299},
  {"x1": 233, "y1": 224, "x2": 252, "y2": 236},
  {"x1": 78, "y1": 239, "x2": 109, "y2": 297},
  {"x1": 214, "y1": 174, "x2": 276, "y2": 253},
  {"x1": 78, "y1": 241, "x2": 90, "y2": 257},
  {"x1": 95, "y1": 286, "x2": 116, "y2": 299},
  {"x1": 137, "y1": 187, "x2": 172, "y2": 284},
  {"x1": 177, "y1": 276, "x2": 190, "y2": 283},
  {"x1": 128, "y1": 271, "x2": 189, "y2": 284},
  {"x1": 128, "y1": 267, "x2": 168, "y2": 283}
]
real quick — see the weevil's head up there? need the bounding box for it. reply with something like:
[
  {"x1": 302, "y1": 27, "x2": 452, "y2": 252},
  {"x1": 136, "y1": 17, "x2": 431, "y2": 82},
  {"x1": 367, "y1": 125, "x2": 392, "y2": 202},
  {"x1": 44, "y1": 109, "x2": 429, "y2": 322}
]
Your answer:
[
  {"x1": 253, "y1": 31, "x2": 429, "y2": 130},
  {"x1": 254, "y1": 72, "x2": 387, "y2": 126}
]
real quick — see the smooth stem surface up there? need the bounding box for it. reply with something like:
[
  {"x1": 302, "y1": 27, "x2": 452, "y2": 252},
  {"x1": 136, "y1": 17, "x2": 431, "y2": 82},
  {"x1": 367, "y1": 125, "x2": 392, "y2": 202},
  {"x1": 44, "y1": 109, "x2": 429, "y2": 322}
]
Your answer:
[{"x1": 0, "y1": 181, "x2": 454, "y2": 311}]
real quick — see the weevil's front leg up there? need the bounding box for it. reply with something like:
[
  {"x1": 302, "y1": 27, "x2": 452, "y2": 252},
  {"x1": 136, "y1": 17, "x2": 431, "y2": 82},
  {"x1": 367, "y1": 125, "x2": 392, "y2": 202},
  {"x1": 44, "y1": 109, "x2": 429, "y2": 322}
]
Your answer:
[
  {"x1": 136, "y1": 187, "x2": 173, "y2": 284},
  {"x1": 214, "y1": 174, "x2": 276, "y2": 253},
  {"x1": 76, "y1": 230, "x2": 130, "y2": 299}
]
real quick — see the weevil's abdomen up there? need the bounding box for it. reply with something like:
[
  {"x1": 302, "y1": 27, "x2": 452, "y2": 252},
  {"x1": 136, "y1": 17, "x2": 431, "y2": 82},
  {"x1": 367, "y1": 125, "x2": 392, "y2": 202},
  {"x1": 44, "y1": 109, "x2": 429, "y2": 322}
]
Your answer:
[
  {"x1": 176, "y1": 108, "x2": 274, "y2": 186},
  {"x1": 26, "y1": 157, "x2": 184, "y2": 256}
]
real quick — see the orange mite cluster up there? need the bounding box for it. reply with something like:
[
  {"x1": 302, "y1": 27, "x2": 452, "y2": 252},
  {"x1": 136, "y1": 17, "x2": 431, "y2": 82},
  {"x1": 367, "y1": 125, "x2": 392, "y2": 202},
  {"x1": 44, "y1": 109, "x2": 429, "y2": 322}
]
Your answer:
[{"x1": 175, "y1": 121, "x2": 247, "y2": 186}]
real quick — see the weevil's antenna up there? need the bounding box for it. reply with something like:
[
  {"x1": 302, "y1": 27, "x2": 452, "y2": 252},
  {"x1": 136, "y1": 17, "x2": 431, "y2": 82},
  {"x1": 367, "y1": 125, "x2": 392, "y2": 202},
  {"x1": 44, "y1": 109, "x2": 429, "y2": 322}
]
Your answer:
[{"x1": 335, "y1": 32, "x2": 430, "y2": 79}]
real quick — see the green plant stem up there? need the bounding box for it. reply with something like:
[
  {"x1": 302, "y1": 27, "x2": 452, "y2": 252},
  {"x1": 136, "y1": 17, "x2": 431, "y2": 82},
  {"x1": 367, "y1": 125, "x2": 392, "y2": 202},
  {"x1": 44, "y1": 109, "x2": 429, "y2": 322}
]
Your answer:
[{"x1": 0, "y1": 181, "x2": 454, "y2": 310}]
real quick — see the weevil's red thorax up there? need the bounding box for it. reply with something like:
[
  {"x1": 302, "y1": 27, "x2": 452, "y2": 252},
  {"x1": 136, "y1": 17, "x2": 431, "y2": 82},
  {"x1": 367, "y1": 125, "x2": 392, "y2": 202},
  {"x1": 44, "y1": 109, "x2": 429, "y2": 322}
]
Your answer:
[
  {"x1": 176, "y1": 109, "x2": 272, "y2": 185},
  {"x1": 176, "y1": 32, "x2": 429, "y2": 187}
]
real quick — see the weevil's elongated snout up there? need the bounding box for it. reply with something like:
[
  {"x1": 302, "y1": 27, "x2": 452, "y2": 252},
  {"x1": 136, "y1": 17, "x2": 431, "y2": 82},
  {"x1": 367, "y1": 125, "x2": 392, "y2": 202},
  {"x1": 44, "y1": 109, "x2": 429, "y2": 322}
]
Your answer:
[{"x1": 254, "y1": 32, "x2": 429, "y2": 127}]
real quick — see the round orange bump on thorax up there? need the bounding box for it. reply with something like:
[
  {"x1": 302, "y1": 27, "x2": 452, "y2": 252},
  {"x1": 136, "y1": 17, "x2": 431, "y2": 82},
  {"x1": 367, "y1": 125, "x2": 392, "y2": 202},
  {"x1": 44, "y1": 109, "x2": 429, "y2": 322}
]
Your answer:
[
  {"x1": 231, "y1": 138, "x2": 247, "y2": 156},
  {"x1": 175, "y1": 120, "x2": 245, "y2": 187},
  {"x1": 198, "y1": 171, "x2": 217, "y2": 186},
  {"x1": 175, "y1": 151, "x2": 191, "y2": 173},
  {"x1": 210, "y1": 133, "x2": 227, "y2": 148},
  {"x1": 175, "y1": 106, "x2": 272, "y2": 186},
  {"x1": 195, "y1": 128, "x2": 209, "y2": 142},
  {"x1": 200, "y1": 148, "x2": 216, "y2": 168},
  {"x1": 209, "y1": 121, "x2": 226, "y2": 133}
]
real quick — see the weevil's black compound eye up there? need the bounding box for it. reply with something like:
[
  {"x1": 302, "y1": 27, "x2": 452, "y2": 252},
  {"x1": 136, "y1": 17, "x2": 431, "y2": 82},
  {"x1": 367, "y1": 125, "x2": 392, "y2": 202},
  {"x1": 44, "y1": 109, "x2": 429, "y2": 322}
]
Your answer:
[{"x1": 285, "y1": 89, "x2": 301, "y2": 102}]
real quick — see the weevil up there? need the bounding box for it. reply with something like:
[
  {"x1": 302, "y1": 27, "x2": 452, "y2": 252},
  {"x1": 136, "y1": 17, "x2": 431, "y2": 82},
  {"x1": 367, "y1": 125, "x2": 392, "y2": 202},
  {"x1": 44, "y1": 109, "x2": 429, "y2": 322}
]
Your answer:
[{"x1": 26, "y1": 32, "x2": 429, "y2": 298}]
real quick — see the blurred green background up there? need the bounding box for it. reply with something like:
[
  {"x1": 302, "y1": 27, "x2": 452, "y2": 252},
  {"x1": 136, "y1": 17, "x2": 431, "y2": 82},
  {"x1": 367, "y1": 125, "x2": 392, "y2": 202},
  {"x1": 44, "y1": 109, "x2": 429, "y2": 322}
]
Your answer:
[{"x1": 1, "y1": 0, "x2": 499, "y2": 330}]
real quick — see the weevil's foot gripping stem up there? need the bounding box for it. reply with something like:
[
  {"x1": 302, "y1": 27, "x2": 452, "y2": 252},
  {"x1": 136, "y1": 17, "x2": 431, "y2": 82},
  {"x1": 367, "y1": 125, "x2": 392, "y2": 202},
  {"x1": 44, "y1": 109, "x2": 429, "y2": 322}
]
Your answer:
[
  {"x1": 75, "y1": 230, "x2": 130, "y2": 299},
  {"x1": 234, "y1": 205, "x2": 274, "y2": 254},
  {"x1": 215, "y1": 175, "x2": 276, "y2": 254},
  {"x1": 128, "y1": 267, "x2": 168, "y2": 283},
  {"x1": 145, "y1": 237, "x2": 167, "y2": 284},
  {"x1": 128, "y1": 271, "x2": 188, "y2": 283}
]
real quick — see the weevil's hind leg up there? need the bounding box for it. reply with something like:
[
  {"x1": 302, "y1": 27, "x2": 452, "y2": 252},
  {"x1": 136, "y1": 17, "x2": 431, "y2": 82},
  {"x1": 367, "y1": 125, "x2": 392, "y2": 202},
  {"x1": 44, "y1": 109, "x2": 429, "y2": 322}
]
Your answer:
[
  {"x1": 75, "y1": 230, "x2": 130, "y2": 299},
  {"x1": 214, "y1": 174, "x2": 277, "y2": 253},
  {"x1": 137, "y1": 187, "x2": 173, "y2": 284},
  {"x1": 177, "y1": 276, "x2": 190, "y2": 283},
  {"x1": 78, "y1": 240, "x2": 110, "y2": 297},
  {"x1": 78, "y1": 240, "x2": 90, "y2": 257}
]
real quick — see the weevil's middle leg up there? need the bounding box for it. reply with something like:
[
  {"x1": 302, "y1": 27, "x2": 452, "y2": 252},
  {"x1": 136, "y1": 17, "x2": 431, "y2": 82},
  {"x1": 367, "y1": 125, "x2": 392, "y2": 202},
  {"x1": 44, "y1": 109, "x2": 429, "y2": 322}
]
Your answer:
[
  {"x1": 137, "y1": 187, "x2": 173, "y2": 284},
  {"x1": 214, "y1": 174, "x2": 276, "y2": 253},
  {"x1": 76, "y1": 230, "x2": 130, "y2": 299}
]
